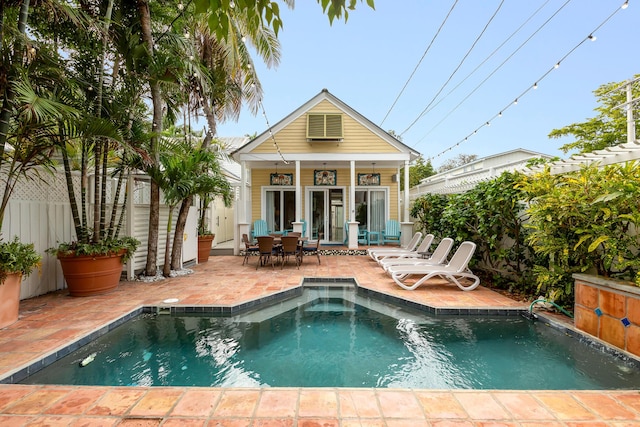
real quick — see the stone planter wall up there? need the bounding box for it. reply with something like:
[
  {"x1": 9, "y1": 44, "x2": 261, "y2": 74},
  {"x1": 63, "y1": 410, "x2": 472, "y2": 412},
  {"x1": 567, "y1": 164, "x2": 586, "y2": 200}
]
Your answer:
[{"x1": 573, "y1": 273, "x2": 640, "y2": 358}]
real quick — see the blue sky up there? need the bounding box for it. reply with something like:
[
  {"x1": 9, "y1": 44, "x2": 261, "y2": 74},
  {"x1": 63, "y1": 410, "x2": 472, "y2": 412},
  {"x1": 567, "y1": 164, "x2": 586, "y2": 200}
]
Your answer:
[{"x1": 214, "y1": 0, "x2": 639, "y2": 169}]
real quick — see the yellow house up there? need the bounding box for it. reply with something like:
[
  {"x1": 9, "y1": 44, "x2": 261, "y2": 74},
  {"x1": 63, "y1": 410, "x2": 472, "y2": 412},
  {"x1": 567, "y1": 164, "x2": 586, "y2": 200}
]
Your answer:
[{"x1": 231, "y1": 89, "x2": 421, "y2": 250}]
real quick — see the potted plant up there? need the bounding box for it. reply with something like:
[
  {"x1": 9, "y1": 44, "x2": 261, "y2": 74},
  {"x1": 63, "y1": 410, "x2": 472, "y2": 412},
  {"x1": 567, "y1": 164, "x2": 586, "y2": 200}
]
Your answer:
[
  {"x1": 195, "y1": 173, "x2": 232, "y2": 263},
  {"x1": 0, "y1": 237, "x2": 41, "y2": 328},
  {"x1": 198, "y1": 225, "x2": 216, "y2": 263},
  {"x1": 47, "y1": 236, "x2": 139, "y2": 297},
  {"x1": 45, "y1": 113, "x2": 142, "y2": 295},
  {"x1": 196, "y1": 189, "x2": 215, "y2": 263}
]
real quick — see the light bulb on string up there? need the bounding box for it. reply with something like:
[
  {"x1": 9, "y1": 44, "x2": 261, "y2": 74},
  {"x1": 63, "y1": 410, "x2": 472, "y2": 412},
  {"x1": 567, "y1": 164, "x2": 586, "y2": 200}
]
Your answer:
[
  {"x1": 514, "y1": 99, "x2": 518, "y2": 105},
  {"x1": 498, "y1": 111, "x2": 503, "y2": 117},
  {"x1": 588, "y1": 34, "x2": 597, "y2": 41},
  {"x1": 533, "y1": 82, "x2": 538, "y2": 89},
  {"x1": 622, "y1": 0, "x2": 628, "y2": 9},
  {"x1": 554, "y1": 62, "x2": 560, "y2": 69}
]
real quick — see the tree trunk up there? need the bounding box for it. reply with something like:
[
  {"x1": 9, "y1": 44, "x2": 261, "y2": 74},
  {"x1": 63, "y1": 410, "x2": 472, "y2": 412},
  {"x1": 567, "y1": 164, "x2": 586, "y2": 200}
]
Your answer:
[
  {"x1": 146, "y1": 182, "x2": 160, "y2": 276},
  {"x1": 137, "y1": 0, "x2": 161, "y2": 276},
  {"x1": 171, "y1": 196, "x2": 192, "y2": 270},
  {"x1": 163, "y1": 206, "x2": 174, "y2": 277},
  {"x1": 201, "y1": 101, "x2": 217, "y2": 149}
]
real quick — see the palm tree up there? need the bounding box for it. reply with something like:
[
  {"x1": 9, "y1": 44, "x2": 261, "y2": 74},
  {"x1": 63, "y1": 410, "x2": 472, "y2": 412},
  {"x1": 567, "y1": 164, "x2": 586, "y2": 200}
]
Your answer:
[
  {"x1": 0, "y1": 1, "x2": 83, "y2": 232},
  {"x1": 155, "y1": 136, "x2": 230, "y2": 276}
]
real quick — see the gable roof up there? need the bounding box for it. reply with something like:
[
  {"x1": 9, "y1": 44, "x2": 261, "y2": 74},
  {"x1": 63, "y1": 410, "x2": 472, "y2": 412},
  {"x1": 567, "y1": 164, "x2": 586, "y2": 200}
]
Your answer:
[{"x1": 231, "y1": 88, "x2": 420, "y2": 162}]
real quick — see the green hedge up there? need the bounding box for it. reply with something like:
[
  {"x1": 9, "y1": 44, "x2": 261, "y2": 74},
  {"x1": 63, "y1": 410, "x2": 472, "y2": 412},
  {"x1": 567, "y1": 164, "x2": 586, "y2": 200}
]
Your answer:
[{"x1": 410, "y1": 162, "x2": 640, "y2": 307}]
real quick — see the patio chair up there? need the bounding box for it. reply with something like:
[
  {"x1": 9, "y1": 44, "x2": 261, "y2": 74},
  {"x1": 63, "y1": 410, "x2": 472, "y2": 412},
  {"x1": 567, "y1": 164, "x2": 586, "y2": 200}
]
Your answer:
[
  {"x1": 386, "y1": 241, "x2": 479, "y2": 291},
  {"x1": 381, "y1": 237, "x2": 453, "y2": 271},
  {"x1": 280, "y1": 235, "x2": 301, "y2": 269},
  {"x1": 343, "y1": 221, "x2": 349, "y2": 245},
  {"x1": 251, "y1": 219, "x2": 269, "y2": 239},
  {"x1": 368, "y1": 232, "x2": 422, "y2": 261},
  {"x1": 358, "y1": 226, "x2": 368, "y2": 245},
  {"x1": 256, "y1": 236, "x2": 278, "y2": 270},
  {"x1": 381, "y1": 220, "x2": 401, "y2": 245},
  {"x1": 242, "y1": 233, "x2": 260, "y2": 266},
  {"x1": 375, "y1": 234, "x2": 435, "y2": 265},
  {"x1": 301, "y1": 234, "x2": 322, "y2": 264}
]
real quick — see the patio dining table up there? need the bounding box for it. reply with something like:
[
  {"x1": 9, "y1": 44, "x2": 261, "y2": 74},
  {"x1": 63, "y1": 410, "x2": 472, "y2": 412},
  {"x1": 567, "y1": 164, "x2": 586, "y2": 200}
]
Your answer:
[{"x1": 254, "y1": 236, "x2": 309, "y2": 268}]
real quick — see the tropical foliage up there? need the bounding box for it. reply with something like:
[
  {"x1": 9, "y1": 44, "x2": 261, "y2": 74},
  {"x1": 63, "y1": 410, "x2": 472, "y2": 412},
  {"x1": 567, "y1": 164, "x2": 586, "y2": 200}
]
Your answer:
[
  {"x1": 411, "y1": 162, "x2": 640, "y2": 308},
  {"x1": 519, "y1": 162, "x2": 640, "y2": 300},
  {"x1": 549, "y1": 74, "x2": 640, "y2": 154},
  {"x1": 411, "y1": 171, "x2": 535, "y2": 293},
  {"x1": 0, "y1": 237, "x2": 41, "y2": 283},
  {"x1": 1, "y1": 0, "x2": 374, "y2": 278}
]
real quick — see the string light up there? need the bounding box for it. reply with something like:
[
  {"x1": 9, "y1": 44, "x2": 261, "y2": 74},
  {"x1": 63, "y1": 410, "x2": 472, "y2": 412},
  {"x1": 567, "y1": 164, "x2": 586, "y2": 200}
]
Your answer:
[
  {"x1": 424, "y1": 0, "x2": 630, "y2": 163},
  {"x1": 588, "y1": 34, "x2": 597, "y2": 41},
  {"x1": 258, "y1": 99, "x2": 288, "y2": 164},
  {"x1": 156, "y1": 0, "x2": 194, "y2": 43}
]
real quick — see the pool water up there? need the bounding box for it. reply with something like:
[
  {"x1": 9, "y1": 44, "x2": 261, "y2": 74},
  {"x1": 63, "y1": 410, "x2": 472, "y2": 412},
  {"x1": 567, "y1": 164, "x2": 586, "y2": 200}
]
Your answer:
[{"x1": 21, "y1": 287, "x2": 640, "y2": 389}]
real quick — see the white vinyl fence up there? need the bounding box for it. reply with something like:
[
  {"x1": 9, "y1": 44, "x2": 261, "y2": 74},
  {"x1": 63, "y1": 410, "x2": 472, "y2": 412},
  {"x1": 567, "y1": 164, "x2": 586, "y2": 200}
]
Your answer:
[{"x1": 3, "y1": 170, "x2": 197, "y2": 301}]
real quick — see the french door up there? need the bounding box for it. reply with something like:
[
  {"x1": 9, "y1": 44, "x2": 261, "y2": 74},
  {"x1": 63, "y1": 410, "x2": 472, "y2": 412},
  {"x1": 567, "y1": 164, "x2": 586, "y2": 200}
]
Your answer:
[
  {"x1": 355, "y1": 189, "x2": 387, "y2": 233},
  {"x1": 264, "y1": 189, "x2": 295, "y2": 234},
  {"x1": 308, "y1": 188, "x2": 344, "y2": 243}
]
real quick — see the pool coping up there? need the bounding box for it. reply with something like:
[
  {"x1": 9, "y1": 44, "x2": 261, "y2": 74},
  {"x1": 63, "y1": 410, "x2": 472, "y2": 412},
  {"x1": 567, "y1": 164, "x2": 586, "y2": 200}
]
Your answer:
[{"x1": 4, "y1": 276, "x2": 640, "y2": 385}]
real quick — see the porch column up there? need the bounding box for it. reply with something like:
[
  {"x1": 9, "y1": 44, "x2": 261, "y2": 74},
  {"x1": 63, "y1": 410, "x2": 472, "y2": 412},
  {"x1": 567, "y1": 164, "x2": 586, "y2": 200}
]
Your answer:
[
  {"x1": 237, "y1": 160, "x2": 249, "y2": 255},
  {"x1": 292, "y1": 160, "x2": 303, "y2": 235},
  {"x1": 348, "y1": 160, "x2": 358, "y2": 249},
  {"x1": 400, "y1": 159, "x2": 414, "y2": 247}
]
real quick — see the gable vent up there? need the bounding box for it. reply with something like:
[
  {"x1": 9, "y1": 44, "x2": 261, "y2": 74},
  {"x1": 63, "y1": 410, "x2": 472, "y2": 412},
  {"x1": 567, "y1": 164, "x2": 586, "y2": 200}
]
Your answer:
[{"x1": 307, "y1": 113, "x2": 343, "y2": 140}]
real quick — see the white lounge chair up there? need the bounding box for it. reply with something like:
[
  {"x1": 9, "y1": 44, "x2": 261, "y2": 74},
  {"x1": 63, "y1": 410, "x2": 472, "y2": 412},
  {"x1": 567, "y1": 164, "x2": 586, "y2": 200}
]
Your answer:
[
  {"x1": 380, "y1": 237, "x2": 453, "y2": 271},
  {"x1": 367, "y1": 232, "x2": 422, "y2": 261},
  {"x1": 387, "y1": 241, "x2": 479, "y2": 291},
  {"x1": 375, "y1": 234, "x2": 434, "y2": 265}
]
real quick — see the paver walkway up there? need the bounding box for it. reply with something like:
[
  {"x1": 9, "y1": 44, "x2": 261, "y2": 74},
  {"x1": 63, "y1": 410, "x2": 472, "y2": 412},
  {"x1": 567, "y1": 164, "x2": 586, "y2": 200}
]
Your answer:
[{"x1": 1, "y1": 254, "x2": 639, "y2": 426}]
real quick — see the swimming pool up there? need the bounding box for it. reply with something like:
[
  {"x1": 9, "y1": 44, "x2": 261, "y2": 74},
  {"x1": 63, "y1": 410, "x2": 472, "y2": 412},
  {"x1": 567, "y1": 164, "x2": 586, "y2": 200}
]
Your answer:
[{"x1": 19, "y1": 284, "x2": 640, "y2": 389}]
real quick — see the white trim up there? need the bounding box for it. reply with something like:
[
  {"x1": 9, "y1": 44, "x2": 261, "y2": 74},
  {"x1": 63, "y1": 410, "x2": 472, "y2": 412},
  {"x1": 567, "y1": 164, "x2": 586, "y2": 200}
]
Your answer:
[
  {"x1": 354, "y1": 186, "x2": 390, "y2": 229},
  {"x1": 260, "y1": 186, "x2": 296, "y2": 222},
  {"x1": 305, "y1": 185, "x2": 347, "y2": 244}
]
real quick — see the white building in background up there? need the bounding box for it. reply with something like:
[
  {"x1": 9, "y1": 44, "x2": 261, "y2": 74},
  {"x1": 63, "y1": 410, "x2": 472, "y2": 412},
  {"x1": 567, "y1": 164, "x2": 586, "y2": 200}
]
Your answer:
[{"x1": 410, "y1": 148, "x2": 554, "y2": 197}]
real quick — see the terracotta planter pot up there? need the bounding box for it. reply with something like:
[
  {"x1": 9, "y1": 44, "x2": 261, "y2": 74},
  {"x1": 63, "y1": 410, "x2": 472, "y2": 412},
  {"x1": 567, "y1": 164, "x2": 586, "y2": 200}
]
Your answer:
[
  {"x1": 198, "y1": 235, "x2": 215, "y2": 263},
  {"x1": 0, "y1": 272, "x2": 22, "y2": 328},
  {"x1": 57, "y1": 251, "x2": 124, "y2": 297}
]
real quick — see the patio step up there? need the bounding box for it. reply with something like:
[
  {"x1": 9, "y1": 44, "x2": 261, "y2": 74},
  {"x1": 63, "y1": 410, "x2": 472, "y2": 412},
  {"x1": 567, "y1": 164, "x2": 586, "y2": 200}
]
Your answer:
[{"x1": 210, "y1": 247, "x2": 234, "y2": 256}]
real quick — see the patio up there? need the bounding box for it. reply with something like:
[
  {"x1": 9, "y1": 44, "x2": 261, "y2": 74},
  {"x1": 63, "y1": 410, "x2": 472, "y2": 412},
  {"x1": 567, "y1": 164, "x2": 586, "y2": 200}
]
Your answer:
[{"x1": 1, "y1": 254, "x2": 640, "y2": 426}]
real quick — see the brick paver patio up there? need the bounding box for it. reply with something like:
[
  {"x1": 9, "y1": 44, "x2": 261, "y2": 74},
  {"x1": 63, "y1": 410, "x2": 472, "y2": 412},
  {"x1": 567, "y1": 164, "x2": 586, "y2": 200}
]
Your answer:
[{"x1": 1, "y1": 254, "x2": 639, "y2": 426}]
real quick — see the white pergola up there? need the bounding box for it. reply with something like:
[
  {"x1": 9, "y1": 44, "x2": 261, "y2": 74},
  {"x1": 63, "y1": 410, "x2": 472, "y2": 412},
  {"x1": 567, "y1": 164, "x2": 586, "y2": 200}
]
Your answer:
[{"x1": 528, "y1": 140, "x2": 640, "y2": 175}]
